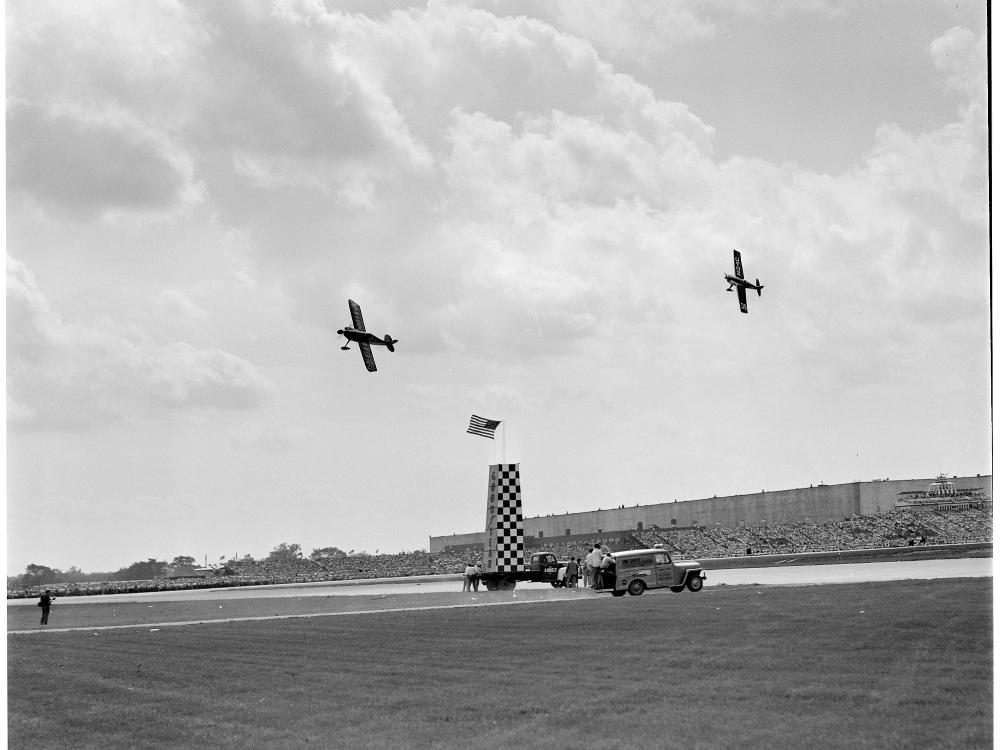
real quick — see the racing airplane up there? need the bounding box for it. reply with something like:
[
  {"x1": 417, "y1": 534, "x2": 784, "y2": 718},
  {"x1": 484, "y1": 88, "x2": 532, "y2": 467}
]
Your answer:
[
  {"x1": 724, "y1": 249, "x2": 764, "y2": 314},
  {"x1": 337, "y1": 299, "x2": 398, "y2": 372}
]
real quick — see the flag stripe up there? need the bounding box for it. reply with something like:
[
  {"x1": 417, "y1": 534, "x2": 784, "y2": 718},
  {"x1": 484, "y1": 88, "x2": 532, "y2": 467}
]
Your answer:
[{"x1": 467, "y1": 414, "x2": 501, "y2": 439}]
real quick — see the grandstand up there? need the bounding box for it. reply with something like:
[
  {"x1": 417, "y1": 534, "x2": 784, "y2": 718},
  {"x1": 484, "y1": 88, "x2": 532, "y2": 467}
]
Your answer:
[{"x1": 429, "y1": 473, "x2": 992, "y2": 552}]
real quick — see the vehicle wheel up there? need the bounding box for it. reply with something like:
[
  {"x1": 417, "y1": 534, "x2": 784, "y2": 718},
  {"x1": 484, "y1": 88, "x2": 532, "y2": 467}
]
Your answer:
[
  {"x1": 550, "y1": 581, "x2": 563, "y2": 589},
  {"x1": 669, "y1": 585, "x2": 685, "y2": 593},
  {"x1": 627, "y1": 580, "x2": 646, "y2": 596},
  {"x1": 687, "y1": 576, "x2": 704, "y2": 592},
  {"x1": 484, "y1": 579, "x2": 498, "y2": 592},
  {"x1": 500, "y1": 576, "x2": 517, "y2": 591},
  {"x1": 612, "y1": 590, "x2": 626, "y2": 597}
]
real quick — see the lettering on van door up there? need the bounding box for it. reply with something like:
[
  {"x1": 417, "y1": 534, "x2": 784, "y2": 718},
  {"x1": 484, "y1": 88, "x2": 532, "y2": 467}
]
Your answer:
[
  {"x1": 654, "y1": 553, "x2": 673, "y2": 585},
  {"x1": 619, "y1": 555, "x2": 654, "y2": 578}
]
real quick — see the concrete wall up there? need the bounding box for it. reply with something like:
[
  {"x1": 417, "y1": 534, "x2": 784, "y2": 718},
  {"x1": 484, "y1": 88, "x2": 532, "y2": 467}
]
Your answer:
[
  {"x1": 433, "y1": 531, "x2": 484, "y2": 550},
  {"x1": 428, "y1": 474, "x2": 991, "y2": 553}
]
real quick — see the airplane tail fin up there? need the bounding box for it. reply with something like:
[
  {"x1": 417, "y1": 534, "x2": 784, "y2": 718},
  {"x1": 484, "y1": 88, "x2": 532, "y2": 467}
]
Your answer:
[
  {"x1": 756, "y1": 280, "x2": 763, "y2": 296},
  {"x1": 385, "y1": 334, "x2": 397, "y2": 352}
]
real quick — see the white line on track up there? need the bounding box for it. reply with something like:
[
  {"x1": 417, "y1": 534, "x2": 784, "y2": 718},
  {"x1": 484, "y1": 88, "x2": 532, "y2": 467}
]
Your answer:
[{"x1": 8, "y1": 595, "x2": 577, "y2": 635}]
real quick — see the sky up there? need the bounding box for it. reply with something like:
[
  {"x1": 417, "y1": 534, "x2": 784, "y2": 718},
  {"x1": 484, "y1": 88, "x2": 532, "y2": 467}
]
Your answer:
[{"x1": 6, "y1": 0, "x2": 990, "y2": 574}]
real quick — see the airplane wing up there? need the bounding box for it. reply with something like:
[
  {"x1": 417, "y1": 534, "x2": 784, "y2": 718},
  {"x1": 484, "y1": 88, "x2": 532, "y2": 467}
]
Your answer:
[
  {"x1": 348, "y1": 299, "x2": 367, "y2": 332},
  {"x1": 358, "y1": 340, "x2": 378, "y2": 372},
  {"x1": 733, "y1": 250, "x2": 744, "y2": 280},
  {"x1": 737, "y1": 286, "x2": 748, "y2": 314}
]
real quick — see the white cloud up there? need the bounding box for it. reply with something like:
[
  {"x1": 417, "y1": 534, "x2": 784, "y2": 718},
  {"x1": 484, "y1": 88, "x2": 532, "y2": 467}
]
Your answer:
[
  {"x1": 7, "y1": 0, "x2": 208, "y2": 218},
  {"x1": 155, "y1": 289, "x2": 207, "y2": 321},
  {"x1": 7, "y1": 4, "x2": 985, "y2": 376},
  {"x1": 7, "y1": 102, "x2": 203, "y2": 219},
  {"x1": 7, "y1": 0, "x2": 432, "y2": 220},
  {"x1": 7, "y1": 0, "x2": 209, "y2": 106},
  {"x1": 442, "y1": 106, "x2": 712, "y2": 213},
  {"x1": 856, "y1": 28, "x2": 988, "y2": 227},
  {"x1": 930, "y1": 26, "x2": 986, "y2": 101},
  {"x1": 7, "y1": 256, "x2": 273, "y2": 429},
  {"x1": 539, "y1": 0, "x2": 718, "y2": 61},
  {"x1": 142, "y1": 343, "x2": 273, "y2": 410},
  {"x1": 473, "y1": 0, "x2": 844, "y2": 64},
  {"x1": 229, "y1": 422, "x2": 313, "y2": 451}
]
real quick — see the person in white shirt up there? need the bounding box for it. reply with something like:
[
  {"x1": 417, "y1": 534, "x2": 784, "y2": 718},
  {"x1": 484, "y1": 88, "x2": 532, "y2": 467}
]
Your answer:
[{"x1": 585, "y1": 544, "x2": 604, "y2": 588}]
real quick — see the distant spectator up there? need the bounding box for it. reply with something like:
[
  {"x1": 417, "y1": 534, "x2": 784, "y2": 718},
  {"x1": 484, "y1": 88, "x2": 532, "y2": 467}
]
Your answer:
[
  {"x1": 38, "y1": 589, "x2": 53, "y2": 625},
  {"x1": 565, "y1": 558, "x2": 579, "y2": 588},
  {"x1": 585, "y1": 545, "x2": 604, "y2": 589},
  {"x1": 598, "y1": 553, "x2": 616, "y2": 589}
]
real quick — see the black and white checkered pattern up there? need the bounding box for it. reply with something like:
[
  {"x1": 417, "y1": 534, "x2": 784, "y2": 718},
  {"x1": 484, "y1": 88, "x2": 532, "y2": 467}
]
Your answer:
[{"x1": 484, "y1": 464, "x2": 525, "y2": 573}]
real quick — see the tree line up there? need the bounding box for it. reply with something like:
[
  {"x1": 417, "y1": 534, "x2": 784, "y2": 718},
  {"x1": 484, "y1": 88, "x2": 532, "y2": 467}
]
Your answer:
[{"x1": 7, "y1": 543, "x2": 351, "y2": 589}]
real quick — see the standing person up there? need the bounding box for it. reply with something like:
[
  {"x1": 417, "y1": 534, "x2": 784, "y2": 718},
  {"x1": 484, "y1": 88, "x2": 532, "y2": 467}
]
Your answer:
[
  {"x1": 586, "y1": 544, "x2": 604, "y2": 589},
  {"x1": 472, "y1": 562, "x2": 482, "y2": 592},
  {"x1": 38, "y1": 589, "x2": 53, "y2": 626},
  {"x1": 600, "y1": 551, "x2": 616, "y2": 590},
  {"x1": 565, "y1": 557, "x2": 579, "y2": 588},
  {"x1": 463, "y1": 562, "x2": 475, "y2": 592},
  {"x1": 582, "y1": 547, "x2": 593, "y2": 588}
]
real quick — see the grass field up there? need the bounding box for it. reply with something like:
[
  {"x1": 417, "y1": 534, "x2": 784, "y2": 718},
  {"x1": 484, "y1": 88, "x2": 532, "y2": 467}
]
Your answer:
[{"x1": 8, "y1": 578, "x2": 992, "y2": 749}]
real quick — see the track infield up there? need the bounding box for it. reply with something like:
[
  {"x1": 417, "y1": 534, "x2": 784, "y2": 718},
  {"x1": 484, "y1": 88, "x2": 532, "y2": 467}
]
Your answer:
[{"x1": 8, "y1": 578, "x2": 992, "y2": 750}]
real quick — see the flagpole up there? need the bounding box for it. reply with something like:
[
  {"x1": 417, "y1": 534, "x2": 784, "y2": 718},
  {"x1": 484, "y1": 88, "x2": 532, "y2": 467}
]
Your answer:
[{"x1": 502, "y1": 420, "x2": 506, "y2": 465}]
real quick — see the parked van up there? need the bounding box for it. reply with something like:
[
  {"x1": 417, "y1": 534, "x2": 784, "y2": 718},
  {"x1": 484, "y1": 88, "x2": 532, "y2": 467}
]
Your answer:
[{"x1": 596, "y1": 548, "x2": 706, "y2": 597}]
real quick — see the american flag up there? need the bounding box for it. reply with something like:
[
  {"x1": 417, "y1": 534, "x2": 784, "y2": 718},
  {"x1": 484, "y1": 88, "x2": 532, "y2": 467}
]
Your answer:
[{"x1": 467, "y1": 414, "x2": 501, "y2": 439}]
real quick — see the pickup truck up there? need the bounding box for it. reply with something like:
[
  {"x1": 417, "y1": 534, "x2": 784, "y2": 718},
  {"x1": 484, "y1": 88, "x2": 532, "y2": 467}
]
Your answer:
[{"x1": 480, "y1": 552, "x2": 562, "y2": 591}]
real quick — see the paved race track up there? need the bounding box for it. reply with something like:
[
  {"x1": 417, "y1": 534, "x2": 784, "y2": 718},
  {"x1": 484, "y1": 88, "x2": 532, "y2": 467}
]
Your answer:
[
  {"x1": 8, "y1": 556, "x2": 990, "y2": 606},
  {"x1": 7, "y1": 557, "x2": 991, "y2": 634}
]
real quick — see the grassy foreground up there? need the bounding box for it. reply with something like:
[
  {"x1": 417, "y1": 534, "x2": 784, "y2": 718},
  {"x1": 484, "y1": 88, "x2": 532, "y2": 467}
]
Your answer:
[{"x1": 8, "y1": 579, "x2": 992, "y2": 749}]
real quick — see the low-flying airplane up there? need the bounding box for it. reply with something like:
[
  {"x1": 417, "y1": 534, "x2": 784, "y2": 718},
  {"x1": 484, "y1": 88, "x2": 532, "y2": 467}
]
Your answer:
[
  {"x1": 337, "y1": 299, "x2": 398, "y2": 372},
  {"x1": 724, "y1": 249, "x2": 763, "y2": 314}
]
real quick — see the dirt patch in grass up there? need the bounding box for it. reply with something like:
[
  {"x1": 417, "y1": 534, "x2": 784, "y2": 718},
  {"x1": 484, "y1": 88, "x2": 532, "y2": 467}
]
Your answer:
[{"x1": 8, "y1": 579, "x2": 992, "y2": 750}]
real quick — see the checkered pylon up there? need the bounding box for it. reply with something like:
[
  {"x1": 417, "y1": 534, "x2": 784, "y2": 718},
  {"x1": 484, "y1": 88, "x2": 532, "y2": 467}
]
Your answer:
[{"x1": 483, "y1": 463, "x2": 525, "y2": 574}]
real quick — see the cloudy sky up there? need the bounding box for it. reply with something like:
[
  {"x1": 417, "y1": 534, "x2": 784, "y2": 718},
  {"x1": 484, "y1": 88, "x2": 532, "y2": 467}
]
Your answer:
[{"x1": 6, "y1": 0, "x2": 990, "y2": 574}]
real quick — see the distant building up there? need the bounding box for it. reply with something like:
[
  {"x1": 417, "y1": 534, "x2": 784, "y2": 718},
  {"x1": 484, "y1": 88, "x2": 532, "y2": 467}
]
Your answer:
[
  {"x1": 429, "y1": 473, "x2": 992, "y2": 553},
  {"x1": 895, "y1": 473, "x2": 991, "y2": 512}
]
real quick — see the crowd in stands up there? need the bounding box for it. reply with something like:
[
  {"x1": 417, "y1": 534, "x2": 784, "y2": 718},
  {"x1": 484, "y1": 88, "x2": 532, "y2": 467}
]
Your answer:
[
  {"x1": 7, "y1": 508, "x2": 991, "y2": 599},
  {"x1": 631, "y1": 508, "x2": 992, "y2": 558},
  {"x1": 7, "y1": 577, "x2": 230, "y2": 598}
]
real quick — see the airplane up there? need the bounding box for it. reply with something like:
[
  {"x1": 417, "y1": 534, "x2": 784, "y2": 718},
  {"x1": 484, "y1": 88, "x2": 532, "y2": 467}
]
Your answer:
[
  {"x1": 337, "y1": 299, "x2": 398, "y2": 372},
  {"x1": 724, "y1": 249, "x2": 763, "y2": 314}
]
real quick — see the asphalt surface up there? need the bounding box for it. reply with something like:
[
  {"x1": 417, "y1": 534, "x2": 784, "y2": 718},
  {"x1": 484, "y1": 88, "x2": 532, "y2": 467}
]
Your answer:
[{"x1": 8, "y1": 556, "x2": 990, "y2": 606}]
